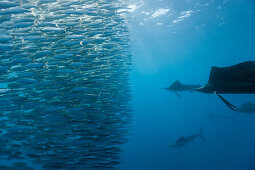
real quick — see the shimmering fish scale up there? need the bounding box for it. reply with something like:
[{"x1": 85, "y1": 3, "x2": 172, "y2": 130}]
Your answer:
[{"x1": 0, "y1": 0, "x2": 131, "y2": 169}]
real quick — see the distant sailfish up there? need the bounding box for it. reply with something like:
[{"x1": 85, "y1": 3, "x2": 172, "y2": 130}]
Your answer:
[
  {"x1": 236, "y1": 102, "x2": 255, "y2": 113},
  {"x1": 166, "y1": 80, "x2": 202, "y2": 97},
  {"x1": 170, "y1": 127, "x2": 206, "y2": 147}
]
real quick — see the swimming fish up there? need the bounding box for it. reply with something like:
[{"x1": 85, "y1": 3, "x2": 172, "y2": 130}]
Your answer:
[
  {"x1": 166, "y1": 80, "x2": 202, "y2": 97},
  {"x1": 236, "y1": 102, "x2": 255, "y2": 113},
  {"x1": 0, "y1": 0, "x2": 133, "y2": 169},
  {"x1": 171, "y1": 127, "x2": 206, "y2": 147}
]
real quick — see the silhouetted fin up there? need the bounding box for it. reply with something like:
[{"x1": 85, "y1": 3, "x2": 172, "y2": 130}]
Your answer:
[
  {"x1": 216, "y1": 93, "x2": 236, "y2": 108},
  {"x1": 175, "y1": 91, "x2": 181, "y2": 98},
  {"x1": 216, "y1": 93, "x2": 236, "y2": 111},
  {"x1": 171, "y1": 80, "x2": 182, "y2": 87},
  {"x1": 199, "y1": 127, "x2": 206, "y2": 141},
  {"x1": 197, "y1": 61, "x2": 255, "y2": 94},
  {"x1": 167, "y1": 80, "x2": 202, "y2": 93},
  {"x1": 209, "y1": 61, "x2": 255, "y2": 83}
]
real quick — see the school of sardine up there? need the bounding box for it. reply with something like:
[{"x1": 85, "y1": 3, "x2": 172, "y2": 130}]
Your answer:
[{"x1": 0, "y1": 0, "x2": 132, "y2": 169}]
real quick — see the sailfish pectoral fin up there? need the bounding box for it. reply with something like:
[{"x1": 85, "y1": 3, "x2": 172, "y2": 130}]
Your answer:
[
  {"x1": 216, "y1": 93, "x2": 236, "y2": 111},
  {"x1": 217, "y1": 93, "x2": 236, "y2": 108},
  {"x1": 199, "y1": 127, "x2": 206, "y2": 141},
  {"x1": 174, "y1": 91, "x2": 181, "y2": 98}
]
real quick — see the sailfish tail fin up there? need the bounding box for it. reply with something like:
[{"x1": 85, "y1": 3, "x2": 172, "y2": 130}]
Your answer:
[{"x1": 199, "y1": 126, "x2": 206, "y2": 141}]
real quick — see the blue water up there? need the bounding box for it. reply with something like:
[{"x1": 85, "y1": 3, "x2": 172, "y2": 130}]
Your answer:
[
  {"x1": 0, "y1": 0, "x2": 255, "y2": 169},
  {"x1": 120, "y1": 0, "x2": 255, "y2": 170}
]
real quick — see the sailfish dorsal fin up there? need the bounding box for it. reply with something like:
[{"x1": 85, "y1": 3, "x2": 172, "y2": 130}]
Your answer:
[{"x1": 170, "y1": 80, "x2": 182, "y2": 88}]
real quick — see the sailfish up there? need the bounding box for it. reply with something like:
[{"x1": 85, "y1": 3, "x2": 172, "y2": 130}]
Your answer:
[
  {"x1": 196, "y1": 61, "x2": 255, "y2": 111},
  {"x1": 167, "y1": 61, "x2": 255, "y2": 111},
  {"x1": 166, "y1": 80, "x2": 202, "y2": 97}
]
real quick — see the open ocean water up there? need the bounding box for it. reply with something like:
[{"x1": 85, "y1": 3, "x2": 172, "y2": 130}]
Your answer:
[{"x1": 0, "y1": 0, "x2": 255, "y2": 170}]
